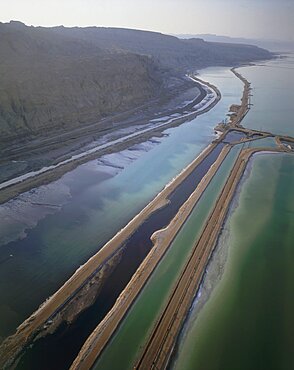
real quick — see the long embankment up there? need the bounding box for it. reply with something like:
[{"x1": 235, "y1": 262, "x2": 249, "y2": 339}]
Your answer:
[
  {"x1": 69, "y1": 144, "x2": 232, "y2": 370},
  {"x1": 230, "y1": 67, "x2": 251, "y2": 126},
  {"x1": 0, "y1": 133, "x2": 224, "y2": 369},
  {"x1": 0, "y1": 77, "x2": 220, "y2": 206}
]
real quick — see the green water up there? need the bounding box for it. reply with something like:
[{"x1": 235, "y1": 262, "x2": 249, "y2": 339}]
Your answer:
[
  {"x1": 93, "y1": 146, "x2": 242, "y2": 370},
  {"x1": 173, "y1": 154, "x2": 294, "y2": 370}
]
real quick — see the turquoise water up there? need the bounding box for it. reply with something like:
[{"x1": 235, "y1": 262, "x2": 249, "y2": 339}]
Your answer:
[
  {"x1": 0, "y1": 67, "x2": 243, "y2": 340},
  {"x1": 93, "y1": 145, "x2": 242, "y2": 370},
  {"x1": 173, "y1": 154, "x2": 294, "y2": 370}
]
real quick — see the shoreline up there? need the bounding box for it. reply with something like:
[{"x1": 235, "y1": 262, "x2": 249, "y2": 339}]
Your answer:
[{"x1": 0, "y1": 77, "x2": 221, "y2": 205}]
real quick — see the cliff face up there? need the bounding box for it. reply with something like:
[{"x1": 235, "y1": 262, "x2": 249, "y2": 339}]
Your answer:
[{"x1": 0, "y1": 22, "x2": 273, "y2": 143}]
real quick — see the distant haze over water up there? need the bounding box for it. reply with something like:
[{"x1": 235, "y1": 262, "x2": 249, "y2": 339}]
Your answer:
[{"x1": 176, "y1": 34, "x2": 294, "y2": 52}]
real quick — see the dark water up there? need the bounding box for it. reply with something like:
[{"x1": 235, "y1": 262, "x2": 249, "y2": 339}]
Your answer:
[{"x1": 16, "y1": 144, "x2": 225, "y2": 370}]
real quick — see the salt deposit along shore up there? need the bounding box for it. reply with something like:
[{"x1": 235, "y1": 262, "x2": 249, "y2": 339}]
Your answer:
[{"x1": 0, "y1": 76, "x2": 220, "y2": 205}]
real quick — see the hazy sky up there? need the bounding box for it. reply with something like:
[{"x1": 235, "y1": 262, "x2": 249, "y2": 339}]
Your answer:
[{"x1": 1, "y1": 0, "x2": 293, "y2": 41}]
